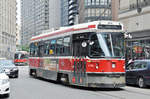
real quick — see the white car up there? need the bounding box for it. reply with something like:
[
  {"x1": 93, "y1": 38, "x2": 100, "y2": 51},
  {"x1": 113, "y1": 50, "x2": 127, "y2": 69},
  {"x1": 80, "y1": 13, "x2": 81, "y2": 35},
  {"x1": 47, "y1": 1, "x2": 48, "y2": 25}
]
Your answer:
[{"x1": 0, "y1": 68, "x2": 10, "y2": 97}]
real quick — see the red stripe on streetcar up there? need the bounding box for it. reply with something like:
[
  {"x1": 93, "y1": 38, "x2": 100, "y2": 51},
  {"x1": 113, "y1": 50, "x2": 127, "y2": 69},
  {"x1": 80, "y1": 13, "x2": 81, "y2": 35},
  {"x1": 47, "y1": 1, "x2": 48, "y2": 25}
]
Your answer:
[
  {"x1": 31, "y1": 28, "x2": 73, "y2": 41},
  {"x1": 88, "y1": 25, "x2": 96, "y2": 28},
  {"x1": 31, "y1": 25, "x2": 96, "y2": 41}
]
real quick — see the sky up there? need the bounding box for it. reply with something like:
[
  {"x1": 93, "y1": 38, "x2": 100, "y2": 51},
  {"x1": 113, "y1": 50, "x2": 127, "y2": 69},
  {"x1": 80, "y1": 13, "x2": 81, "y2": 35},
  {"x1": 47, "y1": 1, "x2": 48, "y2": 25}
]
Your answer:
[{"x1": 17, "y1": 0, "x2": 21, "y2": 25}]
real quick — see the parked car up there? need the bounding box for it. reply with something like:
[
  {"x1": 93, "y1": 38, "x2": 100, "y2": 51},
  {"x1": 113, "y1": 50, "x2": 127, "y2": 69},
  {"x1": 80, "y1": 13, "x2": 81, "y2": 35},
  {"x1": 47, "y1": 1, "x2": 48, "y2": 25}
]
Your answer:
[
  {"x1": 0, "y1": 60, "x2": 19, "y2": 78},
  {"x1": 0, "y1": 67, "x2": 10, "y2": 97},
  {"x1": 126, "y1": 60, "x2": 150, "y2": 88}
]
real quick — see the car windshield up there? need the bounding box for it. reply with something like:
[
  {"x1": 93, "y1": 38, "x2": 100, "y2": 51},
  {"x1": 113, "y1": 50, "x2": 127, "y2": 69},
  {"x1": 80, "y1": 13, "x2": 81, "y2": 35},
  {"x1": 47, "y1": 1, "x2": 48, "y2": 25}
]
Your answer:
[
  {"x1": 0, "y1": 60, "x2": 15, "y2": 67},
  {"x1": 90, "y1": 32, "x2": 124, "y2": 58}
]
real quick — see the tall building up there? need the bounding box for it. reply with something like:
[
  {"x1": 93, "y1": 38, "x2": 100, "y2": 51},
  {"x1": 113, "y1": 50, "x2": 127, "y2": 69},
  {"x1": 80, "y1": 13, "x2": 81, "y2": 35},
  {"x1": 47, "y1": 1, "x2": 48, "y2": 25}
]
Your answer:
[
  {"x1": 49, "y1": 0, "x2": 61, "y2": 28},
  {"x1": 119, "y1": 0, "x2": 150, "y2": 60},
  {"x1": 68, "y1": 0, "x2": 78, "y2": 25},
  {"x1": 61, "y1": 0, "x2": 114, "y2": 26},
  {"x1": 61, "y1": 0, "x2": 69, "y2": 26},
  {"x1": 16, "y1": 25, "x2": 21, "y2": 46},
  {"x1": 0, "y1": 0, "x2": 17, "y2": 59},
  {"x1": 21, "y1": 0, "x2": 60, "y2": 45}
]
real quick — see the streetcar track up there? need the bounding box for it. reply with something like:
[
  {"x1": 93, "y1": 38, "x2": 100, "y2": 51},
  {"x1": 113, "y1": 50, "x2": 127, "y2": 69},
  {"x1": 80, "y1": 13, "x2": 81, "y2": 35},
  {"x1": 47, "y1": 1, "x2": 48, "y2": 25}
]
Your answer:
[
  {"x1": 28, "y1": 76, "x2": 150, "y2": 99},
  {"x1": 124, "y1": 88, "x2": 150, "y2": 96},
  {"x1": 65, "y1": 85, "x2": 126, "y2": 99},
  {"x1": 65, "y1": 84, "x2": 150, "y2": 99},
  {"x1": 84, "y1": 88, "x2": 126, "y2": 99},
  {"x1": 85, "y1": 90, "x2": 125, "y2": 99},
  {"x1": 95, "y1": 91, "x2": 125, "y2": 99},
  {"x1": 91, "y1": 87, "x2": 150, "y2": 99}
]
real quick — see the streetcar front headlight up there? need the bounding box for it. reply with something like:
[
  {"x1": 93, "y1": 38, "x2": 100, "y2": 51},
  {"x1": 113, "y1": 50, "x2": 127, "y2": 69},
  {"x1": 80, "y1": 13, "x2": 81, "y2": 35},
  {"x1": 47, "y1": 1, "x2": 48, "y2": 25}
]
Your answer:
[
  {"x1": 112, "y1": 64, "x2": 116, "y2": 68},
  {"x1": 123, "y1": 66, "x2": 125, "y2": 69},
  {"x1": 96, "y1": 65, "x2": 99, "y2": 69},
  {"x1": 95, "y1": 63, "x2": 99, "y2": 69}
]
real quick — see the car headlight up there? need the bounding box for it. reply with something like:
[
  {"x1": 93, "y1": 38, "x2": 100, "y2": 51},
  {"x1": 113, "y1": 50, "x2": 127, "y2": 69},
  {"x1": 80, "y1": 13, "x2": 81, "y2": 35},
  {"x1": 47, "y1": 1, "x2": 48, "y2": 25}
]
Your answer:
[{"x1": 1, "y1": 79, "x2": 9, "y2": 85}]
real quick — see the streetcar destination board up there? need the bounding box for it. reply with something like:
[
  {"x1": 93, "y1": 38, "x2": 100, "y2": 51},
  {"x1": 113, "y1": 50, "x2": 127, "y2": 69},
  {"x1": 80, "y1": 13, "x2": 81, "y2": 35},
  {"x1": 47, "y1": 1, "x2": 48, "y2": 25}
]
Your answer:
[{"x1": 98, "y1": 25, "x2": 122, "y2": 30}]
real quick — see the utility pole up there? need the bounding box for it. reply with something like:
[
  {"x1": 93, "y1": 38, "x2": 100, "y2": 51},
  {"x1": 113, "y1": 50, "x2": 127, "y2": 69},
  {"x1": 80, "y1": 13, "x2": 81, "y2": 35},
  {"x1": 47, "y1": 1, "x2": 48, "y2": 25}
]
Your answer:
[{"x1": 137, "y1": 0, "x2": 142, "y2": 14}]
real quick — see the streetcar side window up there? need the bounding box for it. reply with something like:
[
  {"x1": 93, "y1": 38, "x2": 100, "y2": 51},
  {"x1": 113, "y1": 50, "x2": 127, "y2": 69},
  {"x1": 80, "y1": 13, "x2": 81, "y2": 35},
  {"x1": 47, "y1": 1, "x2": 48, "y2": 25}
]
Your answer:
[
  {"x1": 30, "y1": 43, "x2": 38, "y2": 57},
  {"x1": 56, "y1": 38, "x2": 63, "y2": 55},
  {"x1": 38, "y1": 42, "x2": 45, "y2": 57},
  {"x1": 44, "y1": 40, "x2": 50, "y2": 56},
  {"x1": 30, "y1": 43, "x2": 34, "y2": 56},
  {"x1": 63, "y1": 36, "x2": 71, "y2": 56},
  {"x1": 14, "y1": 54, "x2": 19, "y2": 59},
  {"x1": 20, "y1": 54, "x2": 28, "y2": 59},
  {"x1": 50, "y1": 39, "x2": 56, "y2": 55}
]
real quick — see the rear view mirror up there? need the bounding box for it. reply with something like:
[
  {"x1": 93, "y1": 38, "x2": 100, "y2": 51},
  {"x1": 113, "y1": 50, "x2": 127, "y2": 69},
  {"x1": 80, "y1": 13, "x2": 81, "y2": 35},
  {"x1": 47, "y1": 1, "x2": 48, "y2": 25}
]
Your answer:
[
  {"x1": 128, "y1": 59, "x2": 134, "y2": 64},
  {"x1": 89, "y1": 41, "x2": 94, "y2": 45}
]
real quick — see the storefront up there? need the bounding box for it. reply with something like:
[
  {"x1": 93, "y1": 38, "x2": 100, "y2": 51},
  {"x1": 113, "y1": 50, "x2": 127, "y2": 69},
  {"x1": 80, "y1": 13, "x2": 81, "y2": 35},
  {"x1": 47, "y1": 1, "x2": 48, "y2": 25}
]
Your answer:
[{"x1": 126, "y1": 30, "x2": 150, "y2": 62}]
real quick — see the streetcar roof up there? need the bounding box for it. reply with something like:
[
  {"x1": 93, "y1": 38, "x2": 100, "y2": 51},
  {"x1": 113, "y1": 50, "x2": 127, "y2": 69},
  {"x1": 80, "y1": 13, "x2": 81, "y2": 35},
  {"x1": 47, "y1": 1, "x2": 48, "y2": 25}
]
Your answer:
[
  {"x1": 0, "y1": 58, "x2": 7, "y2": 60},
  {"x1": 31, "y1": 20, "x2": 123, "y2": 42},
  {"x1": 15, "y1": 51, "x2": 28, "y2": 54}
]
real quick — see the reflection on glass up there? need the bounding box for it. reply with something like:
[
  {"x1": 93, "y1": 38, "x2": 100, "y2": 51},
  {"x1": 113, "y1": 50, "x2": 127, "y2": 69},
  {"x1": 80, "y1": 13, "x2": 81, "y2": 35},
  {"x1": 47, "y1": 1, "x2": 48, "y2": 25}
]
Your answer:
[
  {"x1": 126, "y1": 40, "x2": 150, "y2": 60},
  {"x1": 90, "y1": 32, "x2": 124, "y2": 58}
]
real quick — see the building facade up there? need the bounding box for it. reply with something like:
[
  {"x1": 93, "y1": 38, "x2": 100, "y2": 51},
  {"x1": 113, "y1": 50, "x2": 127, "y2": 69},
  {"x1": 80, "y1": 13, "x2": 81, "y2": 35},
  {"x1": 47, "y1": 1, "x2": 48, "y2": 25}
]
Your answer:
[
  {"x1": 119, "y1": 0, "x2": 150, "y2": 60},
  {"x1": 79, "y1": 0, "x2": 112, "y2": 23},
  {"x1": 0, "y1": 0, "x2": 17, "y2": 59},
  {"x1": 21, "y1": 0, "x2": 60, "y2": 45},
  {"x1": 61, "y1": 0, "x2": 70, "y2": 26},
  {"x1": 16, "y1": 25, "x2": 21, "y2": 47},
  {"x1": 119, "y1": 0, "x2": 150, "y2": 33},
  {"x1": 49, "y1": 0, "x2": 61, "y2": 29},
  {"x1": 61, "y1": 0, "x2": 115, "y2": 26}
]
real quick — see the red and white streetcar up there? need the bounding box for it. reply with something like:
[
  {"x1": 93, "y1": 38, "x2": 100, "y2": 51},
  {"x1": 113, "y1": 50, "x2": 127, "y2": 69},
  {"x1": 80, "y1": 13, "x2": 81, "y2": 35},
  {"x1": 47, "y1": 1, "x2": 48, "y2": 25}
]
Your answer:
[
  {"x1": 14, "y1": 51, "x2": 29, "y2": 66},
  {"x1": 29, "y1": 21, "x2": 125, "y2": 88}
]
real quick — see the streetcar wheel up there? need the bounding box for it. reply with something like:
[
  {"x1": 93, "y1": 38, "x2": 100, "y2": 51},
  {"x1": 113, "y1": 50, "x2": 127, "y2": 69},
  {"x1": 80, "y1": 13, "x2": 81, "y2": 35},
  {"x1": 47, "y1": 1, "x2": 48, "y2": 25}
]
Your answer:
[
  {"x1": 138, "y1": 77, "x2": 145, "y2": 88},
  {"x1": 33, "y1": 70, "x2": 37, "y2": 77},
  {"x1": 29, "y1": 69, "x2": 33, "y2": 76},
  {"x1": 29, "y1": 69, "x2": 37, "y2": 77},
  {"x1": 60, "y1": 74, "x2": 69, "y2": 85}
]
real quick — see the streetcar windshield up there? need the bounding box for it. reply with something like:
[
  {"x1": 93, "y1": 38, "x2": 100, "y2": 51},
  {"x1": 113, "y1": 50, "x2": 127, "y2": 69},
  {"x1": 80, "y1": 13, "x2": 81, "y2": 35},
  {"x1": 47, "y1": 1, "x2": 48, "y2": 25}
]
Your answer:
[
  {"x1": 15, "y1": 53, "x2": 28, "y2": 59},
  {"x1": 90, "y1": 32, "x2": 124, "y2": 58}
]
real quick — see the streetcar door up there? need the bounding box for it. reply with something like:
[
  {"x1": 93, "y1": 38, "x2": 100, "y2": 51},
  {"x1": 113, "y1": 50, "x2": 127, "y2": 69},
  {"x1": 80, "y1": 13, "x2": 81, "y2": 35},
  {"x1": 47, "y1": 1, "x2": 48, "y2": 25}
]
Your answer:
[{"x1": 72, "y1": 33, "x2": 88, "y2": 85}]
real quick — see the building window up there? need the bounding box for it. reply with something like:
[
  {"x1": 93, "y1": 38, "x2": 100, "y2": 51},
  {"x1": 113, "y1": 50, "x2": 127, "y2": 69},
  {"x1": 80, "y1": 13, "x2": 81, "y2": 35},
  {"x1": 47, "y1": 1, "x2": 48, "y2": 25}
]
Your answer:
[{"x1": 96, "y1": 0, "x2": 100, "y2": 5}]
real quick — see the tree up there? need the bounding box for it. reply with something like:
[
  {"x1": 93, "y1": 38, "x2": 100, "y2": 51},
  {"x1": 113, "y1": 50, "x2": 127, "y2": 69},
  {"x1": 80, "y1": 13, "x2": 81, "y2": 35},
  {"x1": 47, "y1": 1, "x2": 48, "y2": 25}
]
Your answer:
[{"x1": 21, "y1": 45, "x2": 29, "y2": 52}]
